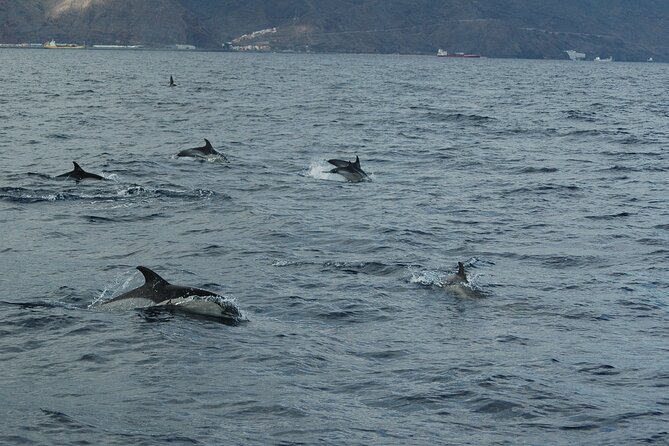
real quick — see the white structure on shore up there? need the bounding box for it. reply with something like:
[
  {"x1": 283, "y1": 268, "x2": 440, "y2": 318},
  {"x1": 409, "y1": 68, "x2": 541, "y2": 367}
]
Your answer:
[{"x1": 564, "y1": 50, "x2": 586, "y2": 61}]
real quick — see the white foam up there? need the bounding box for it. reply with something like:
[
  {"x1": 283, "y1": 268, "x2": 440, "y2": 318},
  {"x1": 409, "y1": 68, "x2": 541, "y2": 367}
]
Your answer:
[
  {"x1": 408, "y1": 267, "x2": 442, "y2": 286},
  {"x1": 102, "y1": 173, "x2": 118, "y2": 181},
  {"x1": 304, "y1": 160, "x2": 347, "y2": 182},
  {"x1": 117, "y1": 186, "x2": 147, "y2": 197}
]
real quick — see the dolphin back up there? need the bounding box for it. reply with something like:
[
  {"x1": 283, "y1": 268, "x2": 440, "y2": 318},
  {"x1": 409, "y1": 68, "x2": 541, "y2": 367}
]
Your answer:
[
  {"x1": 326, "y1": 156, "x2": 368, "y2": 182},
  {"x1": 55, "y1": 161, "x2": 82, "y2": 178},
  {"x1": 137, "y1": 266, "x2": 170, "y2": 288},
  {"x1": 56, "y1": 161, "x2": 104, "y2": 180},
  {"x1": 176, "y1": 138, "x2": 226, "y2": 160},
  {"x1": 137, "y1": 266, "x2": 221, "y2": 302},
  {"x1": 327, "y1": 159, "x2": 351, "y2": 168},
  {"x1": 438, "y1": 262, "x2": 484, "y2": 298}
]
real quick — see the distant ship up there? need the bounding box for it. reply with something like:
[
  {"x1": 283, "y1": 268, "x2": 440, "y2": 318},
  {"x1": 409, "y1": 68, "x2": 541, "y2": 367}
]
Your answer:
[
  {"x1": 43, "y1": 39, "x2": 84, "y2": 49},
  {"x1": 437, "y1": 49, "x2": 481, "y2": 58},
  {"x1": 92, "y1": 44, "x2": 143, "y2": 49},
  {"x1": 594, "y1": 56, "x2": 613, "y2": 62},
  {"x1": 564, "y1": 50, "x2": 586, "y2": 61}
]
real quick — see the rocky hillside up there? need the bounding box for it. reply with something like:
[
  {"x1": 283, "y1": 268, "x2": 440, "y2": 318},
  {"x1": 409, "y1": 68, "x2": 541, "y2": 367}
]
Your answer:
[
  {"x1": 1, "y1": 0, "x2": 668, "y2": 61},
  {"x1": 0, "y1": 0, "x2": 215, "y2": 47}
]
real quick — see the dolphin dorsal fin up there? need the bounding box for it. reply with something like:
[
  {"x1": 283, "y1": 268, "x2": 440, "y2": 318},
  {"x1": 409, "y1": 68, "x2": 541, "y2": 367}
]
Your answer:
[
  {"x1": 137, "y1": 266, "x2": 170, "y2": 288},
  {"x1": 354, "y1": 156, "x2": 361, "y2": 168},
  {"x1": 457, "y1": 262, "x2": 467, "y2": 280},
  {"x1": 204, "y1": 139, "x2": 212, "y2": 148},
  {"x1": 73, "y1": 162, "x2": 84, "y2": 171}
]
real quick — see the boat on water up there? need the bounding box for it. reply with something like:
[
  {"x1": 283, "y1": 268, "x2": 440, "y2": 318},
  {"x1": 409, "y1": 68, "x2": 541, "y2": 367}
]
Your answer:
[
  {"x1": 437, "y1": 49, "x2": 480, "y2": 58},
  {"x1": 43, "y1": 39, "x2": 84, "y2": 49},
  {"x1": 564, "y1": 50, "x2": 586, "y2": 61},
  {"x1": 92, "y1": 44, "x2": 143, "y2": 49},
  {"x1": 594, "y1": 56, "x2": 613, "y2": 62}
]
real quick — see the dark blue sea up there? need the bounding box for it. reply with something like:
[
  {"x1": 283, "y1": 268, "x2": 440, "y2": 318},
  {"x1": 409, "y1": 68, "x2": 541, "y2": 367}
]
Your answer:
[{"x1": 1, "y1": 49, "x2": 668, "y2": 445}]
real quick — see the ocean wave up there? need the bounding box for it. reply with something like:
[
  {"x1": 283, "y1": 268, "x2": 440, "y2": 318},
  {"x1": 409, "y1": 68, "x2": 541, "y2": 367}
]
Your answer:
[
  {"x1": 426, "y1": 112, "x2": 495, "y2": 124},
  {"x1": 517, "y1": 167, "x2": 559, "y2": 174},
  {"x1": 0, "y1": 185, "x2": 225, "y2": 204},
  {"x1": 585, "y1": 212, "x2": 633, "y2": 220},
  {"x1": 565, "y1": 109, "x2": 597, "y2": 122},
  {"x1": 322, "y1": 261, "x2": 405, "y2": 276},
  {"x1": 503, "y1": 183, "x2": 580, "y2": 197},
  {"x1": 0, "y1": 187, "x2": 83, "y2": 203},
  {"x1": 577, "y1": 364, "x2": 619, "y2": 376}
]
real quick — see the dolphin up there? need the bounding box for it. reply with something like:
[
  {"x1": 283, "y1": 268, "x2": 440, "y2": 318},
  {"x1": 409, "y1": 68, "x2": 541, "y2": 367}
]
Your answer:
[
  {"x1": 440, "y1": 262, "x2": 481, "y2": 298},
  {"x1": 169, "y1": 75, "x2": 176, "y2": 87},
  {"x1": 102, "y1": 266, "x2": 242, "y2": 324},
  {"x1": 56, "y1": 162, "x2": 104, "y2": 181},
  {"x1": 327, "y1": 156, "x2": 369, "y2": 182},
  {"x1": 176, "y1": 139, "x2": 227, "y2": 161},
  {"x1": 455, "y1": 262, "x2": 467, "y2": 282}
]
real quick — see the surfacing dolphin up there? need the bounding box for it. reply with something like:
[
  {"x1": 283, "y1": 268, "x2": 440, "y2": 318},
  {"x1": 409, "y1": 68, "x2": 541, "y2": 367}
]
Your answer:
[
  {"x1": 440, "y1": 262, "x2": 481, "y2": 298},
  {"x1": 169, "y1": 75, "x2": 176, "y2": 87},
  {"x1": 102, "y1": 266, "x2": 242, "y2": 324},
  {"x1": 176, "y1": 139, "x2": 227, "y2": 161},
  {"x1": 326, "y1": 156, "x2": 369, "y2": 182},
  {"x1": 56, "y1": 162, "x2": 104, "y2": 181}
]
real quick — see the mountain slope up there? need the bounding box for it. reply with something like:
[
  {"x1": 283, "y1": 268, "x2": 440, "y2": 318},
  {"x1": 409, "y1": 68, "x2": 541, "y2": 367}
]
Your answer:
[
  {"x1": 1, "y1": 0, "x2": 667, "y2": 60},
  {"x1": 0, "y1": 0, "x2": 217, "y2": 47}
]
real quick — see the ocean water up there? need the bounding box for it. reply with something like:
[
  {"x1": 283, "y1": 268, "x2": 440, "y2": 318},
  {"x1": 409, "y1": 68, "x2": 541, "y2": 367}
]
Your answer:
[{"x1": 0, "y1": 49, "x2": 667, "y2": 445}]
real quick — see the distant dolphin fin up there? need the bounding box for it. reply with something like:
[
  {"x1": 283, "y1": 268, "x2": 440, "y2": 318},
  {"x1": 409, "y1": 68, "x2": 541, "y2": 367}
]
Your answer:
[
  {"x1": 457, "y1": 262, "x2": 467, "y2": 281},
  {"x1": 73, "y1": 162, "x2": 84, "y2": 171},
  {"x1": 354, "y1": 156, "x2": 361, "y2": 168},
  {"x1": 204, "y1": 139, "x2": 212, "y2": 149},
  {"x1": 137, "y1": 266, "x2": 170, "y2": 288}
]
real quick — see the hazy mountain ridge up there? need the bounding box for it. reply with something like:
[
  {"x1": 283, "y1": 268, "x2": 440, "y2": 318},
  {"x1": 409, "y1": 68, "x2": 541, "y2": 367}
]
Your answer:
[
  {"x1": 1, "y1": 0, "x2": 667, "y2": 60},
  {"x1": 0, "y1": 0, "x2": 212, "y2": 46}
]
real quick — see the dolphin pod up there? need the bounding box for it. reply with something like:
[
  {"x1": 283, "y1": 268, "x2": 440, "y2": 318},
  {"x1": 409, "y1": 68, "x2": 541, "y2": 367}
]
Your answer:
[
  {"x1": 36, "y1": 72, "x2": 484, "y2": 323},
  {"x1": 43, "y1": 85, "x2": 477, "y2": 322}
]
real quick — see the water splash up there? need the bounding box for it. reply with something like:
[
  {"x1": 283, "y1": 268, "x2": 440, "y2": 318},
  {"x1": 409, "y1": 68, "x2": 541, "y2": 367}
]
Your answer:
[
  {"x1": 303, "y1": 159, "x2": 347, "y2": 182},
  {"x1": 408, "y1": 266, "x2": 442, "y2": 286},
  {"x1": 89, "y1": 269, "x2": 141, "y2": 308}
]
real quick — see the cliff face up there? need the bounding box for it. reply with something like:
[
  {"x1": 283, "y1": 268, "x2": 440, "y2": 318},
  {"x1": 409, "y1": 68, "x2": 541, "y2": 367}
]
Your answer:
[{"x1": 1, "y1": 0, "x2": 668, "y2": 61}]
